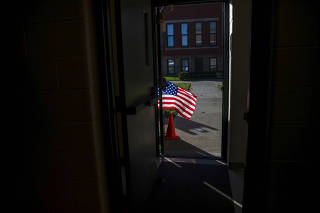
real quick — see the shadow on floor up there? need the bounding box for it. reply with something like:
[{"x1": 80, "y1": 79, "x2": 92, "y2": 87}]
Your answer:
[
  {"x1": 164, "y1": 138, "x2": 218, "y2": 159},
  {"x1": 169, "y1": 116, "x2": 219, "y2": 135},
  {"x1": 143, "y1": 159, "x2": 241, "y2": 213}
]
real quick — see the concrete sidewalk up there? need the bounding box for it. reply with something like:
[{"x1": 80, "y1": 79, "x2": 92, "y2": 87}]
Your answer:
[{"x1": 164, "y1": 80, "x2": 223, "y2": 158}]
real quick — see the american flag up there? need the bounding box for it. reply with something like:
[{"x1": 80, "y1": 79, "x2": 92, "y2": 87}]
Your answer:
[{"x1": 160, "y1": 81, "x2": 197, "y2": 120}]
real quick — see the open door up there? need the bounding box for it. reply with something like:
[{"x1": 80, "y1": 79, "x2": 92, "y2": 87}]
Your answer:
[
  {"x1": 153, "y1": 1, "x2": 230, "y2": 161},
  {"x1": 115, "y1": 0, "x2": 160, "y2": 208}
]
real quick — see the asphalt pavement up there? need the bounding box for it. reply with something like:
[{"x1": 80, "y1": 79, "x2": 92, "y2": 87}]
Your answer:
[{"x1": 164, "y1": 80, "x2": 223, "y2": 158}]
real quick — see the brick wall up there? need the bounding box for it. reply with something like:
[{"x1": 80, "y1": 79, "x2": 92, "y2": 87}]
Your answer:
[
  {"x1": 162, "y1": 55, "x2": 223, "y2": 76},
  {"x1": 160, "y1": 3, "x2": 224, "y2": 77}
]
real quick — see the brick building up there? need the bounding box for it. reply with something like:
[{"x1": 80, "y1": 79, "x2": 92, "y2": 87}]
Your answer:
[{"x1": 160, "y1": 3, "x2": 224, "y2": 78}]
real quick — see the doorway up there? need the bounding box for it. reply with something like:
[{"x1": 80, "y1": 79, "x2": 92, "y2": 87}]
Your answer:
[
  {"x1": 155, "y1": 1, "x2": 230, "y2": 161},
  {"x1": 103, "y1": 0, "x2": 246, "y2": 210}
]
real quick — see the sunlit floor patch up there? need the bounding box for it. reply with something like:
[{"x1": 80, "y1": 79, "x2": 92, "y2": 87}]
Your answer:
[{"x1": 193, "y1": 127, "x2": 206, "y2": 133}]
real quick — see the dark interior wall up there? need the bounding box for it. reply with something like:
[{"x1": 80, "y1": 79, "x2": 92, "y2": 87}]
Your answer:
[
  {"x1": 16, "y1": 0, "x2": 110, "y2": 212},
  {"x1": 244, "y1": 0, "x2": 318, "y2": 212},
  {"x1": 267, "y1": 0, "x2": 318, "y2": 211}
]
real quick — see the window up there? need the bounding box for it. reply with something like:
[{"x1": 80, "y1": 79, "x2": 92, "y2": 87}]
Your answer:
[
  {"x1": 167, "y1": 24, "x2": 174, "y2": 47},
  {"x1": 195, "y1": 22, "x2": 202, "y2": 46},
  {"x1": 168, "y1": 59, "x2": 175, "y2": 74},
  {"x1": 181, "y1": 23, "x2": 188, "y2": 47},
  {"x1": 209, "y1": 57, "x2": 217, "y2": 71},
  {"x1": 209, "y1": 22, "x2": 217, "y2": 46},
  {"x1": 181, "y1": 59, "x2": 189, "y2": 72}
]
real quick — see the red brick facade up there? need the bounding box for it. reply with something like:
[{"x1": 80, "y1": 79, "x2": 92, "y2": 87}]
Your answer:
[{"x1": 160, "y1": 3, "x2": 224, "y2": 78}]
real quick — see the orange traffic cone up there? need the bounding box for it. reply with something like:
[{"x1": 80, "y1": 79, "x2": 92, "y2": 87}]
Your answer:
[{"x1": 165, "y1": 113, "x2": 179, "y2": 140}]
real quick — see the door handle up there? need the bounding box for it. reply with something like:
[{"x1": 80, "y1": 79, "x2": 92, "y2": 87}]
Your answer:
[{"x1": 126, "y1": 95, "x2": 156, "y2": 115}]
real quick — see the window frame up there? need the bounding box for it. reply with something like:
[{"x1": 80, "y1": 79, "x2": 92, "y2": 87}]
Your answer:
[
  {"x1": 181, "y1": 58, "x2": 190, "y2": 72},
  {"x1": 167, "y1": 59, "x2": 176, "y2": 74},
  {"x1": 209, "y1": 21, "x2": 217, "y2": 46},
  {"x1": 195, "y1": 22, "x2": 203, "y2": 47},
  {"x1": 180, "y1": 23, "x2": 189, "y2": 47},
  {"x1": 209, "y1": 57, "x2": 217, "y2": 72},
  {"x1": 167, "y1": 23, "x2": 175, "y2": 48}
]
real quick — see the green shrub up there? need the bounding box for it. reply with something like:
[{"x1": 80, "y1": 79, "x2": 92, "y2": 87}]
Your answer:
[
  {"x1": 179, "y1": 72, "x2": 191, "y2": 81},
  {"x1": 163, "y1": 109, "x2": 178, "y2": 118},
  {"x1": 174, "y1": 83, "x2": 191, "y2": 90},
  {"x1": 164, "y1": 76, "x2": 180, "y2": 81}
]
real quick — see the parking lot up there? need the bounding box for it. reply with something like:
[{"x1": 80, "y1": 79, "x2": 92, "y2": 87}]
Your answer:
[{"x1": 164, "y1": 80, "x2": 223, "y2": 158}]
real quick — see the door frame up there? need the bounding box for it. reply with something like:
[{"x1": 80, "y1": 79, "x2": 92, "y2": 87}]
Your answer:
[
  {"x1": 242, "y1": 0, "x2": 274, "y2": 211},
  {"x1": 94, "y1": 0, "x2": 134, "y2": 211},
  {"x1": 152, "y1": 5, "x2": 165, "y2": 156},
  {"x1": 152, "y1": 0, "x2": 230, "y2": 161}
]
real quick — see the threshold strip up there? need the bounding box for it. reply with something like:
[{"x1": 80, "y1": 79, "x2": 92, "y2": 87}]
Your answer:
[
  {"x1": 216, "y1": 160, "x2": 227, "y2": 166},
  {"x1": 203, "y1": 181, "x2": 242, "y2": 208},
  {"x1": 163, "y1": 157, "x2": 182, "y2": 168},
  {"x1": 166, "y1": 158, "x2": 224, "y2": 166}
]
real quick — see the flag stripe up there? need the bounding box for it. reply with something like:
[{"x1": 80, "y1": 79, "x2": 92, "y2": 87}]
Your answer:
[
  {"x1": 178, "y1": 87, "x2": 196, "y2": 98},
  {"x1": 162, "y1": 96, "x2": 196, "y2": 110},
  {"x1": 162, "y1": 105, "x2": 192, "y2": 118},
  {"x1": 177, "y1": 89, "x2": 197, "y2": 101},
  {"x1": 162, "y1": 106, "x2": 192, "y2": 120},
  {"x1": 175, "y1": 106, "x2": 192, "y2": 119},
  {"x1": 178, "y1": 88, "x2": 197, "y2": 102},
  {"x1": 163, "y1": 100, "x2": 194, "y2": 114},
  {"x1": 178, "y1": 87, "x2": 195, "y2": 96},
  {"x1": 163, "y1": 95, "x2": 196, "y2": 108},
  {"x1": 176, "y1": 93, "x2": 196, "y2": 106},
  {"x1": 162, "y1": 103, "x2": 193, "y2": 116}
]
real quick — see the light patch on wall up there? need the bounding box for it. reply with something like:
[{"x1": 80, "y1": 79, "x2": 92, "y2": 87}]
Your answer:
[{"x1": 228, "y1": 2, "x2": 233, "y2": 123}]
